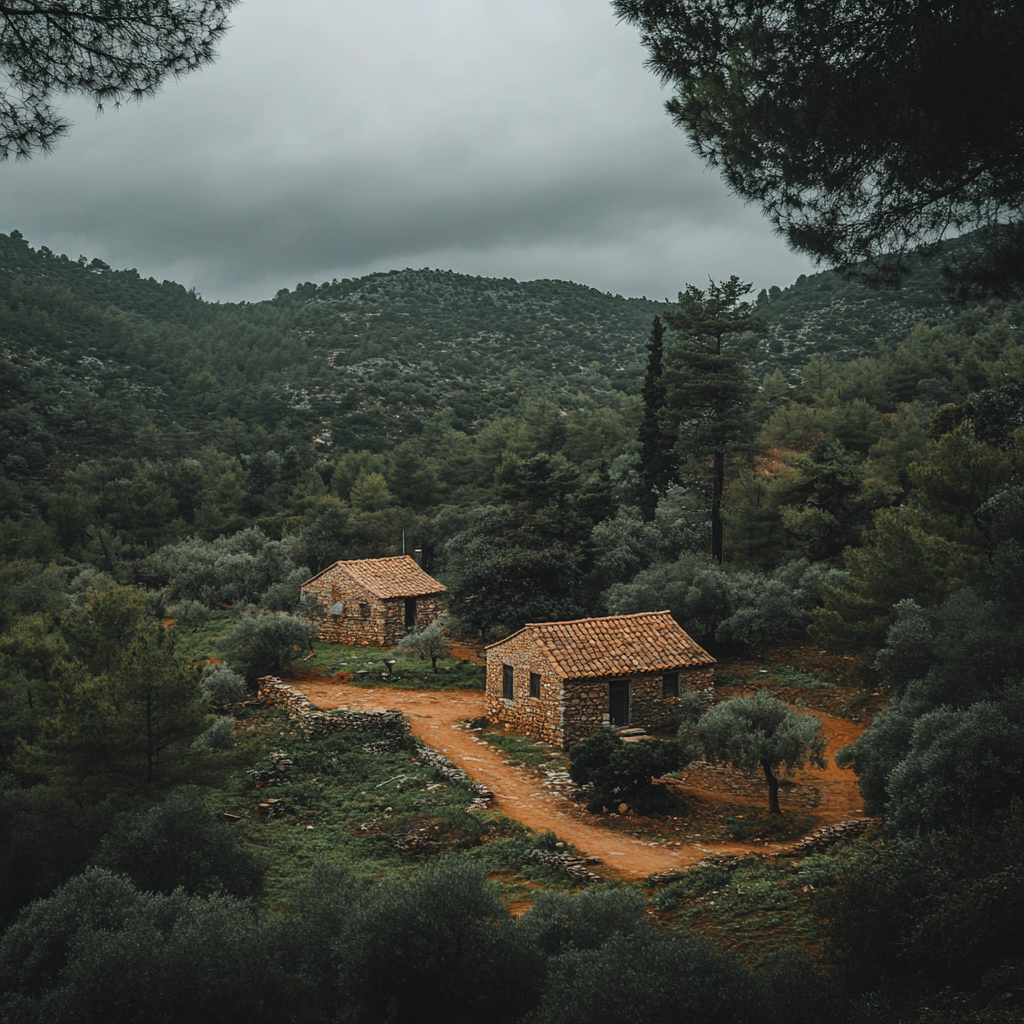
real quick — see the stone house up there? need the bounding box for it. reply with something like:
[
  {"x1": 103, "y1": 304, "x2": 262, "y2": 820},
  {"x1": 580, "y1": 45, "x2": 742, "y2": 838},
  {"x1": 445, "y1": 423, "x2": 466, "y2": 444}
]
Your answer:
[
  {"x1": 485, "y1": 610, "x2": 715, "y2": 749},
  {"x1": 300, "y1": 556, "x2": 446, "y2": 647}
]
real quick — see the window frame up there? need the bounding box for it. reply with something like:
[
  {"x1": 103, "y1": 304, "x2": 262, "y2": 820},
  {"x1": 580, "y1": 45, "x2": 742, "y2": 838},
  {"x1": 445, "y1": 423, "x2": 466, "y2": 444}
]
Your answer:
[
  {"x1": 529, "y1": 672, "x2": 540, "y2": 698},
  {"x1": 502, "y1": 663, "x2": 514, "y2": 699},
  {"x1": 662, "y1": 671, "x2": 680, "y2": 699}
]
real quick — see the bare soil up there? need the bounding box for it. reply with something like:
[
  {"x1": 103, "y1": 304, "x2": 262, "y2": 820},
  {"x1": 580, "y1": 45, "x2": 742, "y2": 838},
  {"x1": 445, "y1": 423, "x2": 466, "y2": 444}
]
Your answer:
[{"x1": 295, "y1": 676, "x2": 867, "y2": 882}]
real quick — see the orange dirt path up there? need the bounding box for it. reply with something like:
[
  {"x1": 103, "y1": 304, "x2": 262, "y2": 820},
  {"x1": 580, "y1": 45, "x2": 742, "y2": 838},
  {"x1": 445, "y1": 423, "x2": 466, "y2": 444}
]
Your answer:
[{"x1": 297, "y1": 679, "x2": 866, "y2": 882}]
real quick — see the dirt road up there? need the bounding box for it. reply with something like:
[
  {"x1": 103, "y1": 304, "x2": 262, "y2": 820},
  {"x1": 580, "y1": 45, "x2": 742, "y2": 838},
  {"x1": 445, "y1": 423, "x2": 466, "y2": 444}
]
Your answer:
[{"x1": 297, "y1": 679, "x2": 866, "y2": 881}]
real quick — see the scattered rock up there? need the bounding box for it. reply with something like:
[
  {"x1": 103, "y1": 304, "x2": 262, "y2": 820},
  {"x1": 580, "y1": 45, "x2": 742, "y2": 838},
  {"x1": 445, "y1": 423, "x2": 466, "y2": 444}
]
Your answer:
[
  {"x1": 416, "y1": 744, "x2": 494, "y2": 808},
  {"x1": 787, "y1": 817, "x2": 871, "y2": 855},
  {"x1": 525, "y1": 848, "x2": 604, "y2": 884}
]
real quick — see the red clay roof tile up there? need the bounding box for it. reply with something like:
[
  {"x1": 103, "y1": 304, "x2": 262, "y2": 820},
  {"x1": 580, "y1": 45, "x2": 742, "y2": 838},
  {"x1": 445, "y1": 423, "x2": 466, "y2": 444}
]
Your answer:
[
  {"x1": 301, "y1": 556, "x2": 445, "y2": 599},
  {"x1": 487, "y1": 611, "x2": 714, "y2": 679}
]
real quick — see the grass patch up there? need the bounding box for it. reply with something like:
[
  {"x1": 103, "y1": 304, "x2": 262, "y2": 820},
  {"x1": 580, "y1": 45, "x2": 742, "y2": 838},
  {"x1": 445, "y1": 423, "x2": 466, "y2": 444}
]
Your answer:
[
  {"x1": 295, "y1": 644, "x2": 485, "y2": 690},
  {"x1": 712, "y1": 671, "x2": 745, "y2": 687},
  {"x1": 649, "y1": 843, "x2": 879, "y2": 961},
  {"x1": 756, "y1": 664, "x2": 836, "y2": 691},
  {"x1": 175, "y1": 610, "x2": 233, "y2": 663},
  {"x1": 208, "y1": 713, "x2": 510, "y2": 911},
  {"x1": 654, "y1": 858, "x2": 820, "y2": 960},
  {"x1": 481, "y1": 731, "x2": 549, "y2": 768},
  {"x1": 208, "y1": 704, "x2": 581, "y2": 914},
  {"x1": 719, "y1": 808, "x2": 815, "y2": 843}
]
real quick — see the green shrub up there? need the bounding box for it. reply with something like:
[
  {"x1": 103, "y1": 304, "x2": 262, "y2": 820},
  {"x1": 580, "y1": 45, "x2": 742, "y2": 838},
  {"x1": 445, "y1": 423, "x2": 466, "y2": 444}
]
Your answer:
[{"x1": 569, "y1": 730, "x2": 683, "y2": 813}]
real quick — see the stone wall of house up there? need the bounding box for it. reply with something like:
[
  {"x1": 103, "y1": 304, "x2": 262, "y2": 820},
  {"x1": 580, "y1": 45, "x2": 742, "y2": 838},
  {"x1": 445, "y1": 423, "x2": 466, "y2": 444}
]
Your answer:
[
  {"x1": 301, "y1": 569, "x2": 444, "y2": 647},
  {"x1": 486, "y1": 644, "x2": 715, "y2": 750},
  {"x1": 257, "y1": 676, "x2": 409, "y2": 744},
  {"x1": 485, "y1": 634, "x2": 566, "y2": 746}
]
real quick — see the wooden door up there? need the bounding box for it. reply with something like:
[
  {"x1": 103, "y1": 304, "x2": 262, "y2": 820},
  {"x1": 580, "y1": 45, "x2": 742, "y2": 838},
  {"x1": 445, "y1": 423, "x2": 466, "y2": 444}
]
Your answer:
[{"x1": 609, "y1": 680, "x2": 630, "y2": 726}]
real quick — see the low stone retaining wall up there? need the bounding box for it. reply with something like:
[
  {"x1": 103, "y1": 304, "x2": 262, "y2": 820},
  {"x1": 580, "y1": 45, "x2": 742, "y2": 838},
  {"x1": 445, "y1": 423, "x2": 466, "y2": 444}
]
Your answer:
[
  {"x1": 788, "y1": 817, "x2": 871, "y2": 855},
  {"x1": 672, "y1": 757, "x2": 821, "y2": 808},
  {"x1": 257, "y1": 676, "x2": 409, "y2": 747},
  {"x1": 525, "y1": 848, "x2": 604, "y2": 884},
  {"x1": 415, "y1": 744, "x2": 494, "y2": 807},
  {"x1": 646, "y1": 818, "x2": 874, "y2": 884}
]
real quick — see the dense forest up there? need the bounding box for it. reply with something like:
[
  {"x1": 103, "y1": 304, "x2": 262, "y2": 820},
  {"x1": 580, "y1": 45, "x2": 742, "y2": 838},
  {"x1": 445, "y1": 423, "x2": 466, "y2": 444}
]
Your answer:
[{"x1": 2, "y1": 226, "x2": 1023, "y2": 1022}]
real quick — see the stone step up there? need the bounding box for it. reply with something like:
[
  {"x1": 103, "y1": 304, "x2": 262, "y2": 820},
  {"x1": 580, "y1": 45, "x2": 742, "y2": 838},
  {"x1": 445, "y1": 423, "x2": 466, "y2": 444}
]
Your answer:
[{"x1": 617, "y1": 727, "x2": 647, "y2": 737}]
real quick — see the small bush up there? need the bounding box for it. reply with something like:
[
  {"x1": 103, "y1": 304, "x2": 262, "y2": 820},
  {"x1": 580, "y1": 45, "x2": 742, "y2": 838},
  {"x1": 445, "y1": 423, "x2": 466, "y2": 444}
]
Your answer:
[
  {"x1": 191, "y1": 716, "x2": 237, "y2": 750},
  {"x1": 202, "y1": 664, "x2": 245, "y2": 707},
  {"x1": 92, "y1": 787, "x2": 265, "y2": 899},
  {"x1": 174, "y1": 598, "x2": 211, "y2": 633},
  {"x1": 569, "y1": 730, "x2": 683, "y2": 813}
]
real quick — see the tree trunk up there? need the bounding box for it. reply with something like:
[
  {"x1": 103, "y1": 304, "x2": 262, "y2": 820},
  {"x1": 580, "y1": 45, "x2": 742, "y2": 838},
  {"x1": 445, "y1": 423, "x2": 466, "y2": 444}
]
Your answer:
[
  {"x1": 760, "y1": 758, "x2": 781, "y2": 814},
  {"x1": 711, "y1": 449, "x2": 724, "y2": 563}
]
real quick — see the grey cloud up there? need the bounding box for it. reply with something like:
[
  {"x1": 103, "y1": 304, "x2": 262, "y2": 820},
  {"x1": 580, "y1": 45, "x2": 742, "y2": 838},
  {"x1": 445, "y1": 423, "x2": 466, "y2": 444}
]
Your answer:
[{"x1": 4, "y1": 0, "x2": 814, "y2": 302}]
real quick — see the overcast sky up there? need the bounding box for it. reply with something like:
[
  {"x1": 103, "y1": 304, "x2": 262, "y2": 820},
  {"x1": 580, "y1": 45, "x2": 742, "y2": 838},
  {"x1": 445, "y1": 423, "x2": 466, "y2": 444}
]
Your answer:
[{"x1": 4, "y1": 0, "x2": 815, "y2": 304}]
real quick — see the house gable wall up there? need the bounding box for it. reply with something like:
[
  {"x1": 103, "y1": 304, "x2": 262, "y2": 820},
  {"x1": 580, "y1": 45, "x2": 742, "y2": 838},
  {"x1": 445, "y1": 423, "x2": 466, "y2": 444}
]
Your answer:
[
  {"x1": 301, "y1": 568, "x2": 443, "y2": 647},
  {"x1": 486, "y1": 631, "x2": 715, "y2": 749},
  {"x1": 485, "y1": 634, "x2": 565, "y2": 746}
]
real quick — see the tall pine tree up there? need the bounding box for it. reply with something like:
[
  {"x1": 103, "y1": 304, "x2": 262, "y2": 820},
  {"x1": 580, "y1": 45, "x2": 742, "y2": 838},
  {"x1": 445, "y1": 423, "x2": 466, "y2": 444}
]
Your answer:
[
  {"x1": 636, "y1": 317, "x2": 675, "y2": 520},
  {"x1": 662, "y1": 278, "x2": 763, "y2": 563}
]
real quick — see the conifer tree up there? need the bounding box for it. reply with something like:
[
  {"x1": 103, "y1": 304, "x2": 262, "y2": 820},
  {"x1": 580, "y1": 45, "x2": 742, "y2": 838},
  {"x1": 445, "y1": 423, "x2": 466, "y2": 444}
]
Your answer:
[
  {"x1": 661, "y1": 278, "x2": 763, "y2": 563},
  {"x1": 636, "y1": 316, "x2": 675, "y2": 520}
]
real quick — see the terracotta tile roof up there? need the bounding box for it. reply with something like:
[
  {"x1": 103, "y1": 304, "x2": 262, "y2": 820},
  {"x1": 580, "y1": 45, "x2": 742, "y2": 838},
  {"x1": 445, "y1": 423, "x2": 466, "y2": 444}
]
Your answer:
[
  {"x1": 487, "y1": 611, "x2": 714, "y2": 680},
  {"x1": 302, "y1": 556, "x2": 445, "y2": 599}
]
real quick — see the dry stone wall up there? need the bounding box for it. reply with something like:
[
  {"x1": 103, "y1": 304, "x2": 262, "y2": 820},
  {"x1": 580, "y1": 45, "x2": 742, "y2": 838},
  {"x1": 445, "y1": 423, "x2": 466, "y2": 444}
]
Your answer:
[
  {"x1": 414, "y1": 745, "x2": 494, "y2": 806},
  {"x1": 788, "y1": 818, "x2": 871, "y2": 855},
  {"x1": 525, "y1": 848, "x2": 604, "y2": 884},
  {"x1": 257, "y1": 677, "x2": 409, "y2": 746}
]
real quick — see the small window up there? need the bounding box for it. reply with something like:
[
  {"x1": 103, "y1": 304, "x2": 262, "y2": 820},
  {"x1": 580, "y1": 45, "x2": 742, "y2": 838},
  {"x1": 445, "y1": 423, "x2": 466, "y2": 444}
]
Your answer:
[
  {"x1": 502, "y1": 664, "x2": 514, "y2": 699},
  {"x1": 662, "y1": 672, "x2": 680, "y2": 699},
  {"x1": 358, "y1": 600, "x2": 370, "y2": 617},
  {"x1": 331, "y1": 601, "x2": 344, "y2": 617},
  {"x1": 529, "y1": 672, "x2": 540, "y2": 698}
]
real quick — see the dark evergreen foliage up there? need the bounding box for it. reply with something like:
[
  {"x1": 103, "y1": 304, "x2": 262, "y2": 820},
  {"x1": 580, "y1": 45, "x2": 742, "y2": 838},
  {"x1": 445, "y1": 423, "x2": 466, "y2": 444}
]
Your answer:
[
  {"x1": 636, "y1": 316, "x2": 674, "y2": 518},
  {"x1": 614, "y1": 1, "x2": 1024, "y2": 297},
  {"x1": 0, "y1": 1, "x2": 240, "y2": 160}
]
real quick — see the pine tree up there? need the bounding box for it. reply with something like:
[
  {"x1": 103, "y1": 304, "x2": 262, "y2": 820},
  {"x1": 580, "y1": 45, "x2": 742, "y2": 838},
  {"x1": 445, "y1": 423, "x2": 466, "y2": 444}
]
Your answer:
[
  {"x1": 636, "y1": 317, "x2": 675, "y2": 520},
  {"x1": 661, "y1": 278, "x2": 763, "y2": 563}
]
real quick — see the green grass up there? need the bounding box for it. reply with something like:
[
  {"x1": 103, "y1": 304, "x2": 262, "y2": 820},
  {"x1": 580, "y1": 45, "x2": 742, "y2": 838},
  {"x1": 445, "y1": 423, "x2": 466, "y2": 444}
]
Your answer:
[
  {"x1": 756, "y1": 664, "x2": 836, "y2": 691},
  {"x1": 209, "y1": 705, "x2": 576, "y2": 912},
  {"x1": 712, "y1": 671, "x2": 746, "y2": 687},
  {"x1": 480, "y1": 731, "x2": 551, "y2": 768},
  {"x1": 295, "y1": 644, "x2": 485, "y2": 690},
  {"x1": 719, "y1": 808, "x2": 816, "y2": 843},
  {"x1": 653, "y1": 858, "x2": 819, "y2": 959},
  {"x1": 648, "y1": 843, "x2": 879, "y2": 961},
  {"x1": 174, "y1": 610, "x2": 233, "y2": 662}
]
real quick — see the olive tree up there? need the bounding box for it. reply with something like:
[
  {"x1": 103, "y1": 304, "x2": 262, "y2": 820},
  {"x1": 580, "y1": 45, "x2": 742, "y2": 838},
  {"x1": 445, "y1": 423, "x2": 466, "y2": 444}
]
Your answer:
[
  {"x1": 699, "y1": 690, "x2": 826, "y2": 813},
  {"x1": 396, "y1": 614, "x2": 450, "y2": 672},
  {"x1": 219, "y1": 609, "x2": 317, "y2": 689}
]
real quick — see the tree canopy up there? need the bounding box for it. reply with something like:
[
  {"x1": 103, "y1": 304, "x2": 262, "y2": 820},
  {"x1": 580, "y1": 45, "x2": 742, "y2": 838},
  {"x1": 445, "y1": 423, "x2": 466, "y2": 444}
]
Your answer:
[
  {"x1": 699, "y1": 690, "x2": 826, "y2": 813},
  {"x1": 0, "y1": 0, "x2": 240, "y2": 160},
  {"x1": 660, "y1": 277, "x2": 762, "y2": 562},
  {"x1": 614, "y1": 1, "x2": 1024, "y2": 298}
]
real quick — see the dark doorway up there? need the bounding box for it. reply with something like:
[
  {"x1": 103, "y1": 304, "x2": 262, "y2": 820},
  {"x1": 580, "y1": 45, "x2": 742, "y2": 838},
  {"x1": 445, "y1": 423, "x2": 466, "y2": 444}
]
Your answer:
[
  {"x1": 405, "y1": 598, "x2": 417, "y2": 631},
  {"x1": 609, "y1": 681, "x2": 630, "y2": 726}
]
